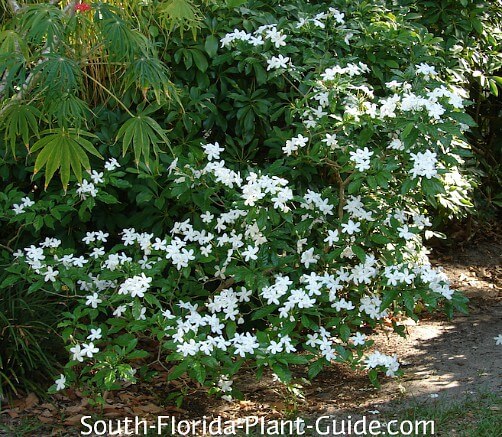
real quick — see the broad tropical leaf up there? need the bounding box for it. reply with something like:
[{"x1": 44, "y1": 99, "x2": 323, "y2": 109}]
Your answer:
[
  {"x1": 157, "y1": 0, "x2": 202, "y2": 38},
  {"x1": 32, "y1": 54, "x2": 82, "y2": 96},
  {"x1": 116, "y1": 115, "x2": 170, "y2": 167},
  {"x1": 18, "y1": 4, "x2": 65, "y2": 48},
  {"x1": 124, "y1": 57, "x2": 173, "y2": 104},
  {"x1": 31, "y1": 128, "x2": 103, "y2": 189},
  {"x1": 1, "y1": 102, "x2": 41, "y2": 155}
]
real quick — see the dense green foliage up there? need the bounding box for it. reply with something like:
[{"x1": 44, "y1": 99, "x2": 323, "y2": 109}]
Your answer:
[{"x1": 0, "y1": 0, "x2": 499, "y2": 400}]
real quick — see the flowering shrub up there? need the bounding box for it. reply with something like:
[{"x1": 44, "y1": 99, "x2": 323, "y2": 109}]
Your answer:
[{"x1": 5, "y1": 0, "x2": 473, "y2": 400}]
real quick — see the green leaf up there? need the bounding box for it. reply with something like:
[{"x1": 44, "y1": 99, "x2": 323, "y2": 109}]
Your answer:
[
  {"x1": 1, "y1": 103, "x2": 41, "y2": 156},
  {"x1": 32, "y1": 128, "x2": 102, "y2": 189},
  {"x1": 157, "y1": 0, "x2": 202, "y2": 38},
  {"x1": 116, "y1": 114, "x2": 171, "y2": 167},
  {"x1": 191, "y1": 49, "x2": 208, "y2": 72},
  {"x1": 204, "y1": 35, "x2": 219, "y2": 57},
  {"x1": 271, "y1": 363, "x2": 291, "y2": 382},
  {"x1": 381, "y1": 289, "x2": 399, "y2": 310},
  {"x1": 308, "y1": 358, "x2": 325, "y2": 379},
  {"x1": 352, "y1": 246, "x2": 366, "y2": 262},
  {"x1": 168, "y1": 360, "x2": 190, "y2": 380},
  {"x1": 339, "y1": 325, "x2": 351, "y2": 342}
]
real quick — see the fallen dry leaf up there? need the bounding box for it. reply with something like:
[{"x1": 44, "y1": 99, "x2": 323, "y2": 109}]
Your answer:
[
  {"x1": 64, "y1": 414, "x2": 85, "y2": 426},
  {"x1": 5, "y1": 409, "x2": 19, "y2": 419}
]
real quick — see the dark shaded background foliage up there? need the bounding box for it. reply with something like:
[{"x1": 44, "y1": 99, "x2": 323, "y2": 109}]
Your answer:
[{"x1": 0, "y1": 0, "x2": 500, "y2": 398}]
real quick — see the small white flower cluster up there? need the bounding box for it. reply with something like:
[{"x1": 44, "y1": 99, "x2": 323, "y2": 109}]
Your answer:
[
  {"x1": 365, "y1": 351, "x2": 400, "y2": 377},
  {"x1": 305, "y1": 326, "x2": 339, "y2": 361},
  {"x1": 218, "y1": 375, "x2": 233, "y2": 402},
  {"x1": 12, "y1": 196, "x2": 35, "y2": 215},
  {"x1": 349, "y1": 147, "x2": 373, "y2": 172},
  {"x1": 220, "y1": 24, "x2": 286, "y2": 48},
  {"x1": 321, "y1": 62, "x2": 370, "y2": 81},
  {"x1": 409, "y1": 150, "x2": 438, "y2": 179},
  {"x1": 118, "y1": 273, "x2": 152, "y2": 298},
  {"x1": 76, "y1": 179, "x2": 98, "y2": 199},
  {"x1": 360, "y1": 295, "x2": 389, "y2": 320},
  {"x1": 296, "y1": 8, "x2": 345, "y2": 29},
  {"x1": 241, "y1": 172, "x2": 293, "y2": 212},
  {"x1": 267, "y1": 54, "x2": 290, "y2": 71},
  {"x1": 76, "y1": 158, "x2": 120, "y2": 199},
  {"x1": 70, "y1": 342, "x2": 99, "y2": 362}
]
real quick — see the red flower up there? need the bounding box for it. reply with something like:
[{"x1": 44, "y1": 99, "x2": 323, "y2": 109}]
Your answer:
[{"x1": 75, "y1": 2, "x2": 91, "y2": 12}]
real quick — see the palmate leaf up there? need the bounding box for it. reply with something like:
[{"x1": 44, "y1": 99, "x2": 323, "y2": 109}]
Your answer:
[
  {"x1": 157, "y1": 0, "x2": 202, "y2": 38},
  {"x1": 32, "y1": 53, "x2": 82, "y2": 95},
  {"x1": 92, "y1": 4, "x2": 148, "y2": 60},
  {"x1": 0, "y1": 30, "x2": 30, "y2": 59},
  {"x1": 124, "y1": 57, "x2": 173, "y2": 104},
  {"x1": 18, "y1": 4, "x2": 65, "y2": 48},
  {"x1": 44, "y1": 93, "x2": 91, "y2": 128},
  {"x1": 31, "y1": 128, "x2": 103, "y2": 190},
  {"x1": 116, "y1": 114, "x2": 171, "y2": 167},
  {"x1": 1, "y1": 102, "x2": 41, "y2": 156}
]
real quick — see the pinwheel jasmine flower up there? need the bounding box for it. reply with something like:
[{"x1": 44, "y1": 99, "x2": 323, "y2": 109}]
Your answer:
[
  {"x1": 341, "y1": 219, "x2": 361, "y2": 235},
  {"x1": 322, "y1": 133, "x2": 338, "y2": 148},
  {"x1": 349, "y1": 147, "x2": 373, "y2": 171},
  {"x1": 104, "y1": 157, "x2": 120, "y2": 171},
  {"x1": 322, "y1": 230, "x2": 338, "y2": 247},
  {"x1": 241, "y1": 245, "x2": 259, "y2": 261},
  {"x1": 409, "y1": 150, "x2": 438, "y2": 179},
  {"x1": 85, "y1": 292, "x2": 102, "y2": 309},
  {"x1": 265, "y1": 27, "x2": 287, "y2": 48},
  {"x1": 90, "y1": 170, "x2": 104, "y2": 184},
  {"x1": 350, "y1": 332, "x2": 366, "y2": 346},
  {"x1": 81, "y1": 342, "x2": 99, "y2": 358},
  {"x1": 202, "y1": 142, "x2": 224, "y2": 161},
  {"x1": 70, "y1": 344, "x2": 84, "y2": 362},
  {"x1": 43, "y1": 266, "x2": 59, "y2": 282},
  {"x1": 87, "y1": 328, "x2": 102, "y2": 341},
  {"x1": 301, "y1": 248, "x2": 319, "y2": 268},
  {"x1": 55, "y1": 374, "x2": 66, "y2": 391},
  {"x1": 266, "y1": 54, "x2": 290, "y2": 71}
]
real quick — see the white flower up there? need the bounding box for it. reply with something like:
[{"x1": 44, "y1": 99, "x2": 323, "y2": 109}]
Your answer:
[
  {"x1": 324, "y1": 230, "x2": 339, "y2": 246},
  {"x1": 81, "y1": 342, "x2": 99, "y2": 358},
  {"x1": 265, "y1": 27, "x2": 287, "y2": 48},
  {"x1": 90, "y1": 170, "x2": 104, "y2": 184},
  {"x1": 301, "y1": 248, "x2": 319, "y2": 268},
  {"x1": 350, "y1": 332, "x2": 366, "y2": 346},
  {"x1": 104, "y1": 158, "x2": 120, "y2": 171},
  {"x1": 416, "y1": 63, "x2": 437, "y2": 78},
  {"x1": 113, "y1": 305, "x2": 127, "y2": 317},
  {"x1": 43, "y1": 266, "x2": 59, "y2": 282},
  {"x1": 349, "y1": 147, "x2": 373, "y2": 172},
  {"x1": 322, "y1": 133, "x2": 338, "y2": 149},
  {"x1": 266, "y1": 54, "x2": 290, "y2": 71},
  {"x1": 202, "y1": 142, "x2": 224, "y2": 161},
  {"x1": 87, "y1": 328, "x2": 102, "y2": 341},
  {"x1": 21, "y1": 197, "x2": 35, "y2": 207},
  {"x1": 12, "y1": 204, "x2": 25, "y2": 214},
  {"x1": 55, "y1": 374, "x2": 66, "y2": 391},
  {"x1": 409, "y1": 150, "x2": 438, "y2": 179},
  {"x1": 90, "y1": 247, "x2": 105, "y2": 259},
  {"x1": 241, "y1": 245, "x2": 259, "y2": 262},
  {"x1": 341, "y1": 219, "x2": 361, "y2": 235},
  {"x1": 85, "y1": 292, "x2": 102, "y2": 309},
  {"x1": 70, "y1": 344, "x2": 84, "y2": 362},
  {"x1": 494, "y1": 334, "x2": 502, "y2": 345},
  {"x1": 201, "y1": 211, "x2": 214, "y2": 223}
]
